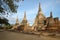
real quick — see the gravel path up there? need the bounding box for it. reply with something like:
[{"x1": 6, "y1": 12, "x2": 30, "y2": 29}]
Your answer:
[{"x1": 0, "y1": 31, "x2": 60, "y2": 40}]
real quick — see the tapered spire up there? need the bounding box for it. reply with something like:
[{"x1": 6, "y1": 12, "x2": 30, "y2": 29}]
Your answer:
[
  {"x1": 16, "y1": 16, "x2": 19, "y2": 25},
  {"x1": 50, "y1": 11, "x2": 53, "y2": 18},
  {"x1": 23, "y1": 11, "x2": 27, "y2": 20},
  {"x1": 38, "y1": 2, "x2": 43, "y2": 16},
  {"x1": 38, "y1": 2, "x2": 42, "y2": 12},
  {"x1": 21, "y1": 11, "x2": 29, "y2": 26}
]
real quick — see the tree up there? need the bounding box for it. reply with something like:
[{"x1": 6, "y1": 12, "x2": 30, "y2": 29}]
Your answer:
[
  {"x1": 0, "y1": 0, "x2": 24, "y2": 15},
  {"x1": 0, "y1": 17, "x2": 9, "y2": 25}
]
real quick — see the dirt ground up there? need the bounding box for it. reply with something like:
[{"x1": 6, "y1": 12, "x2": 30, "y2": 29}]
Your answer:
[{"x1": 0, "y1": 30, "x2": 60, "y2": 40}]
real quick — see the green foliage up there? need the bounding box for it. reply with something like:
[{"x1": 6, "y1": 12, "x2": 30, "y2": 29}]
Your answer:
[
  {"x1": 0, "y1": 17, "x2": 9, "y2": 25},
  {"x1": 6, "y1": 25, "x2": 13, "y2": 29},
  {"x1": 0, "y1": 0, "x2": 23, "y2": 15},
  {"x1": 4, "y1": 0, "x2": 18, "y2": 12}
]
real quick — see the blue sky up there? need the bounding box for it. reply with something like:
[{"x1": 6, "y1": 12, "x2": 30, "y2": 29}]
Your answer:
[{"x1": 7, "y1": 0, "x2": 60, "y2": 26}]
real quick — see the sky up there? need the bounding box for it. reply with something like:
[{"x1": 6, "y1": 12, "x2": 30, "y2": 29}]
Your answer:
[{"x1": 7, "y1": 0, "x2": 60, "y2": 26}]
